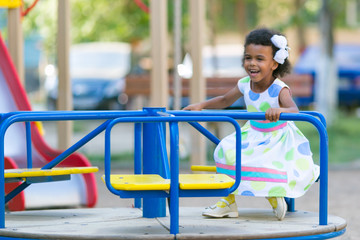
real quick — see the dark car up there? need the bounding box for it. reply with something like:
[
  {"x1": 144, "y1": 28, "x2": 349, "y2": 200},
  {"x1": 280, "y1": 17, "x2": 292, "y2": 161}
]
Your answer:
[
  {"x1": 45, "y1": 42, "x2": 131, "y2": 110},
  {"x1": 294, "y1": 44, "x2": 360, "y2": 107}
]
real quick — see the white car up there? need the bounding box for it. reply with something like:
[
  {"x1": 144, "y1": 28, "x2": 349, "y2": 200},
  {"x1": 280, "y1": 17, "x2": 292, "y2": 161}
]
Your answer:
[
  {"x1": 177, "y1": 44, "x2": 246, "y2": 108},
  {"x1": 178, "y1": 44, "x2": 246, "y2": 79},
  {"x1": 45, "y1": 42, "x2": 131, "y2": 110}
]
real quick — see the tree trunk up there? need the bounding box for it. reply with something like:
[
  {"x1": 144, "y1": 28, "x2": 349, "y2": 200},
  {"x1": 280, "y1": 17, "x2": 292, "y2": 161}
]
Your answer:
[
  {"x1": 236, "y1": 0, "x2": 247, "y2": 34},
  {"x1": 315, "y1": 0, "x2": 337, "y2": 125},
  {"x1": 294, "y1": 0, "x2": 307, "y2": 53}
]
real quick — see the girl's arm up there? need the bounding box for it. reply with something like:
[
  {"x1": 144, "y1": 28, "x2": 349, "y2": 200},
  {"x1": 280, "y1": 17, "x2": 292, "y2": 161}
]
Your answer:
[
  {"x1": 183, "y1": 86, "x2": 243, "y2": 111},
  {"x1": 265, "y1": 87, "x2": 299, "y2": 122}
]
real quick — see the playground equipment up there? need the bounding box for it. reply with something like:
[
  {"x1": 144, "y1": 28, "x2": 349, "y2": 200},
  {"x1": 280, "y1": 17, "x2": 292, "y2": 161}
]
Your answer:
[
  {"x1": 103, "y1": 108, "x2": 332, "y2": 235},
  {"x1": 0, "y1": 108, "x2": 347, "y2": 239},
  {"x1": 0, "y1": 33, "x2": 98, "y2": 211}
]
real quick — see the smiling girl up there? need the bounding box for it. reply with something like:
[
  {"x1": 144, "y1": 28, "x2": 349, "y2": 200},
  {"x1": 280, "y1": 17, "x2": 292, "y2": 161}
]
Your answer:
[{"x1": 183, "y1": 28, "x2": 319, "y2": 221}]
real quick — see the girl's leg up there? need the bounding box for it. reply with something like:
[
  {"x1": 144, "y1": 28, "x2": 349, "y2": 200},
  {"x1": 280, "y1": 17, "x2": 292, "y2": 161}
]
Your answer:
[
  {"x1": 266, "y1": 197, "x2": 287, "y2": 220},
  {"x1": 202, "y1": 194, "x2": 238, "y2": 218}
]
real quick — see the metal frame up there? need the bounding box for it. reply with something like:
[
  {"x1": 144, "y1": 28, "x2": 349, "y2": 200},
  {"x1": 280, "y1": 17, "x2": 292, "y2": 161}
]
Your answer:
[
  {"x1": 0, "y1": 110, "x2": 147, "y2": 228},
  {"x1": 102, "y1": 109, "x2": 329, "y2": 235},
  {"x1": 0, "y1": 109, "x2": 336, "y2": 238},
  {"x1": 104, "y1": 114, "x2": 242, "y2": 234},
  {"x1": 169, "y1": 109, "x2": 328, "y2": 224}
]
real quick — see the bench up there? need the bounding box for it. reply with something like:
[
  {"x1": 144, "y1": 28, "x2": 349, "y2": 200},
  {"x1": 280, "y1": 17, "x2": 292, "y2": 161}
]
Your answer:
[
  {"x1": 282, "y1": 74, "x2": 313, "y2": 97},
  {"x1": 125, "y1": 74, "x2": 313, "y2": 108},
  {"x1": 125, "y1": 75, "x2": 242, "y2": 96}
]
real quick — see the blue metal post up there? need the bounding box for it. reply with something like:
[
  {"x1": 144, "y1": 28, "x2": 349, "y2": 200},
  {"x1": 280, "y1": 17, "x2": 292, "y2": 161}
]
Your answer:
[
  {"x1": 25, "y1": 122, "x2": 32, "y2": 168},
  {"x1": 169, "y1": 122, "x2": 179, "y2": 234},
  {"x1": 319, "y1": 123, "x2": 328, "y2": 225},
  {"x1": 0, "y1": 127, "x2": 5, "y2": 228},
  {"x1": 134, "y1": 123, "x2": 142, "y2": 208},
  {"x1": 285, "y1": 198, "x2": 295, "y2": 212},
  {"x1": 142, "y1": 108, "x2": 166, "y2": 218}
]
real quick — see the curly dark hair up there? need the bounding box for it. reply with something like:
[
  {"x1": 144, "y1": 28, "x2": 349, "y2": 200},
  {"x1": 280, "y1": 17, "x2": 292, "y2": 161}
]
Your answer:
[{"x1": 242, "y1": 28, "x2": 292, "y2": 78}]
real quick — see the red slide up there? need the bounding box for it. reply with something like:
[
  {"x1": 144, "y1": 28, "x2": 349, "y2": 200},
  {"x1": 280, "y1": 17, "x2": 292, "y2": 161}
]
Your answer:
[{"x1": 0, "y1": 33, "x2": 97, "y2": 211}]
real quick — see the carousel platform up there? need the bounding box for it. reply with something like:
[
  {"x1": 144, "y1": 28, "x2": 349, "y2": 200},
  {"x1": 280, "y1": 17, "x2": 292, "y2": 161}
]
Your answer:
[{"x1": 0, "y1": 207, "x2": 346, "y2": 240}]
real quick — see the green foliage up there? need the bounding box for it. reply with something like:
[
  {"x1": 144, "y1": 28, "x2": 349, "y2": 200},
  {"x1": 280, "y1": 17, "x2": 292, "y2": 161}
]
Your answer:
[
  {"x1": 87, "y1": 151, "x2": 135, "y2": 168},
  {"x1": 21, "y1": 0, "x2": 57, "y2": 58},
  {"x1": 22, "y1": 0, "x2": 150, "y2": 60},
  {"x1": 71, "y1": 0, "x2": 149, "y2": 43},
  {"x1": 275, "y1": 1, "x2": 319, "y2": 31},
  {"x1": 19, "y1": 0, "x2": 352, "y2": 63}
]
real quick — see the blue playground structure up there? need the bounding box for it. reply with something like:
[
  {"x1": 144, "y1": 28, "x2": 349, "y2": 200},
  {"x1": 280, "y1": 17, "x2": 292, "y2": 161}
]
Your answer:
[{"x1": 0, "y1": 108, "x2": 347, "y2": 239}]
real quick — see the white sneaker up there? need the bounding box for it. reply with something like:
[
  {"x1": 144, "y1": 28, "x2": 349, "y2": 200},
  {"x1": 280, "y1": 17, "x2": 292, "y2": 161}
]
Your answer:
[
  {"x1": 202, "y1": 199, "x2": 238, "y2": 218},
  {"x1": 267, "y1": 197, "x2": 287, "y2": 221}
]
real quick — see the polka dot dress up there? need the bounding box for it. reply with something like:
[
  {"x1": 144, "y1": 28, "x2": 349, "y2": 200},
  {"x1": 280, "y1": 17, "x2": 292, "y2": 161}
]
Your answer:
[{"x1": 214, "y1": 76, "x2": 320, "y2": 198}]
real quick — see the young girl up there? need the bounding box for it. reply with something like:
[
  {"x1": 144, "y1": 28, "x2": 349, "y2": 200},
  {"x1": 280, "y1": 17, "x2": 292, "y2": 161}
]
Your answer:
[{"x1": 184, "y1": 28, "x2": 319, "y2": 221}]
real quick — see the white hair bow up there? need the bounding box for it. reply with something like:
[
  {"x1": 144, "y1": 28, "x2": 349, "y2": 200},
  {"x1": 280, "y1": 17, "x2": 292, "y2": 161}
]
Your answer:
[{"x1": 271, "y1": 35, "x2": 290, "y2": 64}]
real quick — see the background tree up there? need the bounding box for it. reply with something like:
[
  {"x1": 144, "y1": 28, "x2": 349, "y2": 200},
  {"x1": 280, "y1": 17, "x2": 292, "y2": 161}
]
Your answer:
[
  {"x1": 22, "y1": 0, "x2": 150, "y2": 62},
  {"x1": 18, "y1": 0, "x2": 352, "y2": 66}
]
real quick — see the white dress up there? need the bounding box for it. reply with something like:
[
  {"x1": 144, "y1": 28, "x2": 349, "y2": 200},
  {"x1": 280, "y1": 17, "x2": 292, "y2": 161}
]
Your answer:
[{"x1": 214, "y1": 76, "x2": 320, "y2": 198}]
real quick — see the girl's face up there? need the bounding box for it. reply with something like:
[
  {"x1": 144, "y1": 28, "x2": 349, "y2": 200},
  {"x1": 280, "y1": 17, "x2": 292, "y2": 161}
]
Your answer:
[{"x1": 243, "y1": 44, "x2": 278, "y2": 87}]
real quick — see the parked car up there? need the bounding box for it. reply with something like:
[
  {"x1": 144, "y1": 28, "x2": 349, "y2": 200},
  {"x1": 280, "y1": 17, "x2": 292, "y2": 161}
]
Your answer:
[
  {"x1": 293, "y1": 44, "x2": 360, "y2": 107},
  {"x1": 178, "y1": 44, "x2": 246, "y2": 79},
  {"x1": 45, "y1": 42, "x2": 131, "y2": 110}
]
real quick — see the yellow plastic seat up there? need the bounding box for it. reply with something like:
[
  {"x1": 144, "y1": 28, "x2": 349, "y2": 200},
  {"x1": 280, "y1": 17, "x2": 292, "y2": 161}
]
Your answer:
[
  {"x1": 0, "y1": 0, "x2": 22, "y2": 8},
  {"x1": 179, "y1": 174, "x2": 234, "y2": 190},
  {"x1": 102, "y1": 174, "x2": 170, "y2": 191},
  {"x1": 4, "y1": 167, "x2": 98, "y2": 179},
  {"x1": 190, "y1": 165, "x2": 217, "y2": 172}
]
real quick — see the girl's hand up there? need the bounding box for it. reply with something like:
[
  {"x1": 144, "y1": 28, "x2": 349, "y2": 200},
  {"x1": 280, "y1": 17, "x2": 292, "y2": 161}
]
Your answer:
[
  {"x1": 265, "y1": 108, "x2": 283, "y2": 122},
  {"x1": 183, "y1": 103, "x2": 203, "y2": 111},
  {"x1": 265, "y1": 87, "x2": 299, "y2": 122},
  {"x1": 183, "y1": 86, "x2": 243, "y2": 111}
]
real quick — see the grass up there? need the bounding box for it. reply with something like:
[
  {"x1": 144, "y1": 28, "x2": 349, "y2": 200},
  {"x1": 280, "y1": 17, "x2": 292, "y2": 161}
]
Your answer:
[
  {"x1": 87, "y1": 151, "x2": 135, "y2": 168},
  {"x1": 87, "y1": 151, "x2": 193, "y2": 169},
  {"x1": 296, "y1": 111, "x2": 360, "y2": 164},
  {"x1": 86, "y1": 111, "x2": 360, "y2": 167}
]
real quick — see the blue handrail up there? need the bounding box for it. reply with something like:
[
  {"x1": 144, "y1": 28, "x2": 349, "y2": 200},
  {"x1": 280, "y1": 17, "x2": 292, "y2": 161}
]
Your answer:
[
  {"x1": 0, "y1": 110, "x2": 147, "y2": 228},
  {"x1": 103, "y1": 115, "x2": 242, "y2": 196},
  {"x1": 103, "y1": 115, "x2": 242, "y2": 235},
  {"x1": 168, "y1": 110, "x2": 328, "y2": 226},
  {"x1": 0, "y1": 109, "x2": 328, "y2": 235}
]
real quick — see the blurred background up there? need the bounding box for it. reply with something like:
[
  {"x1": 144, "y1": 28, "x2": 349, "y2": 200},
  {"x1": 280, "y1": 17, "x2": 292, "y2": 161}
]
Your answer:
[
  {"x1": 0, "y1": 3, "x2": 359, "y2": 238},
  {"x1": 0, "y1": 0, "x2": 359, "y2": 165},
  {"x1": 0, "y1": 0, "x2": 359, "y2": 111}
]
